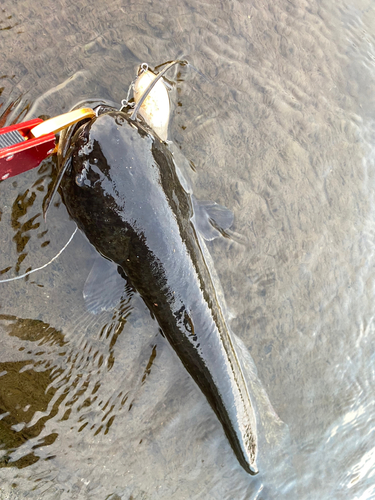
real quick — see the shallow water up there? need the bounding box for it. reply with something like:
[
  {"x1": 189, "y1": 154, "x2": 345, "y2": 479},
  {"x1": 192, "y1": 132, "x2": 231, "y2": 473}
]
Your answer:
[{"x1": 1, "y1": 0, "x2": 375, "y2": 498}]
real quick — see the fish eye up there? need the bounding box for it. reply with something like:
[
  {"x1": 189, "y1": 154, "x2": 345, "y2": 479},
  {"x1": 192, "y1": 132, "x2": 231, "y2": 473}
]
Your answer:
[
  {"x1": 75, "y1": 168, "x2": 92, "y2": 188},
  {"x1": 75, "y1": 161, "x2": 91, "y2": 187},
  {"x1": 76, "y1": 172, "x2": 84, "y2": 187}
]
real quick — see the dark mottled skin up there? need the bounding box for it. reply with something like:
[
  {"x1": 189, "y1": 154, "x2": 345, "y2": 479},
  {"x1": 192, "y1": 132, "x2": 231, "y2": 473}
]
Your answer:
[{"x1": 59, "y1": 110, "x2": 258, "y2": 474}]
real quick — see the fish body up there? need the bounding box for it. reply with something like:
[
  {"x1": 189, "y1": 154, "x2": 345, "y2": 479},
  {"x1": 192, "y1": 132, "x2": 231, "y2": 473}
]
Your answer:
[{"x1": 59, "y1": 109, "x2": 258, "y2": 474}]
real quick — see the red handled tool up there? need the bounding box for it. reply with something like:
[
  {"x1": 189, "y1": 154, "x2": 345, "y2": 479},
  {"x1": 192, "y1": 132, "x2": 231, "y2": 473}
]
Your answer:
[
  {"x1": 0, "y1": 108, "x2": 96, "y2": 180},
  {"x1": 0, "y1": 119, "x2": 55, "y2": 180}
]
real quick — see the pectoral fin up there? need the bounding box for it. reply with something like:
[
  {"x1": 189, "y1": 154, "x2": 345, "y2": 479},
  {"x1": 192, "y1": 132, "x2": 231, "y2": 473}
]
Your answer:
[
  {"x1": 83, "y1": 256, "x2": 127, "y2": 314},
  {"x1": 192, "y1": 196, "x2": 234, "y2": 241}
]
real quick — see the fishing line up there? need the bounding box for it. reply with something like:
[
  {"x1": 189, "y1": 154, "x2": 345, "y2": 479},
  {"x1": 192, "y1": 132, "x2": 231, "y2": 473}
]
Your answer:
[{"x1": 0, "y1": 226, "x2": 78, "y2": 283}]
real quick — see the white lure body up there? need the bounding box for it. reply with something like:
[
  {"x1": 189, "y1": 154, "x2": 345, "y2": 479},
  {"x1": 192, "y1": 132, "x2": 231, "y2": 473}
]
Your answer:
[{"x1": 133, "y1": 69, "x2": 170, "y2": 141}]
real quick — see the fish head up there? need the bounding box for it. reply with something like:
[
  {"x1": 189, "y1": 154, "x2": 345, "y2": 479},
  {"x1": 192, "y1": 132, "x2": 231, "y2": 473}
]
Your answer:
[
  {"x1": 56, "y1": 106, "x2": 192, "y2": 272},
  {"x1": 56, "y1": 110, "x2": 156, "y2": 263},
  {"x1": 60, "y1": 110, "x2": 155, "y2": 194}
]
